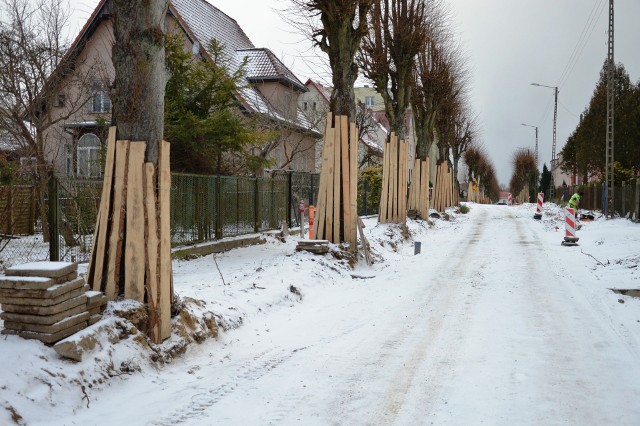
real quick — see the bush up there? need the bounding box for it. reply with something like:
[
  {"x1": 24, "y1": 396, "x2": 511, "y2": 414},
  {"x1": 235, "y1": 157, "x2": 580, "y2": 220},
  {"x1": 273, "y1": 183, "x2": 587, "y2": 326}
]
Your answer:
[{"x1": 458, "y1": 204, "x2": 470, "y2": 214}]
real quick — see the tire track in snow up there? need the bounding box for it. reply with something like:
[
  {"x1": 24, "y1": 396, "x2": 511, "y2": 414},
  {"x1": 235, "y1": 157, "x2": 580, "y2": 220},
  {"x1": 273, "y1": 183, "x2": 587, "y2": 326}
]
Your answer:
[
  {"x1": 148, "y1": 347, "x2": 306, "y2": 426},
  {"x1": 325, "y1": 210, "x2": 496, "y2": 425}
]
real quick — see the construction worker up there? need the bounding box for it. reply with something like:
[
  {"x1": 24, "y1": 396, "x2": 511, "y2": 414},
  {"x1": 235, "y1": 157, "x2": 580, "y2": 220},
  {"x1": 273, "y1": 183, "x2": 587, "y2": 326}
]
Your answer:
[{"x1": 567, "y1": 191, "x2": 583, "y2": 210}]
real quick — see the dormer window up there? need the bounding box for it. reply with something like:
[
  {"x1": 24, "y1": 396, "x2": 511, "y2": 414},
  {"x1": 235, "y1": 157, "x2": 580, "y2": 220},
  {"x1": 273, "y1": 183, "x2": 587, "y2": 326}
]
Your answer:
[{"x1": 365, "y1": 96, "x2": 375, "y2": 107}]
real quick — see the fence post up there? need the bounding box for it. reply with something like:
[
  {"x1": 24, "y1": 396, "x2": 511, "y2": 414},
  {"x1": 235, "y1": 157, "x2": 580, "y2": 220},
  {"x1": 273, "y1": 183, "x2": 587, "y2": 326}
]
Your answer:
[
  {"x1": 48, "y1": 172, "x2": 59, "y2": 261},
  {"x1": 635, "y1": 178, "x2": 640, "y2": 221},
  {"x1": 309, "y1": 173, "x2": 315, "y2": 206},
  {"x1": 287, "y1": 171, "x2": 293, "y2": 228},
  {"x1": 215, "y1": 176, "x2": 222, "y2": 240},
  {"x1": 621, "y1": 181, "x2": 626, "y2": 217},
  {"x1": 363, "y1": 180, "x2": 369, "y2": 216},
  {"x1": 254, "y1": 177, "x2": 259, "y2": 233}
]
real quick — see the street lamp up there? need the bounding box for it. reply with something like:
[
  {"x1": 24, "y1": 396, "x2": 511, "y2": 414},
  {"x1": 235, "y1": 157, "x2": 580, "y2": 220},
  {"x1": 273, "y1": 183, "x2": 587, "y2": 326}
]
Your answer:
[
  {"x1": 520, "y1": 123, "x2": 538, "y2": 169},
  {"x1": 531, "y1": 82, "x2": 558, "y2": 199}
]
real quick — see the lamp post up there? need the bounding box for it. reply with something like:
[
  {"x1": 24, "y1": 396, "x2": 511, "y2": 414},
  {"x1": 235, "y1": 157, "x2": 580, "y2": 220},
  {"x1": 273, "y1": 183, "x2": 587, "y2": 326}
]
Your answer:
[
  {"x1": 531, "y1": 83, "x2": 558, "y2": 199},
  {"x1": 520, "y1": 123, "x2": 538, "y2": 169},
  {"x1": 521, "y1": 123, "x2": 539, "y2": 196}
]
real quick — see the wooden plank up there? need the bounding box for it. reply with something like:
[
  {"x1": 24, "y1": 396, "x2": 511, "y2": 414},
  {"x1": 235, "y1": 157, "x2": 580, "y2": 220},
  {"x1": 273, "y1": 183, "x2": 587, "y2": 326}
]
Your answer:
[
  {"x1": 400, "y1": 140, "x2": 407, "y2": 221},
  {"x1": 339, "y1": 115, "x2": 351, "y2": 246},
  {"x1": 124, "y1": 142, "x2": 147, "y2": 302},
  {"x1": 424, "y1": 159, "x2": 430, "y2": 216},
  {"x1": 158, "y1": 140, "x2": 172, "y2": 342},
  {"x1": 332, "y1": 117, "x2": 341, "y2": 242},
  {"x1": 314, "y1": 113, "x2": 333, "y2": 240},
  {"x1": 316, "y1": 115, "x2": 333, "y2": 240},
  {"x1": 105, "y1": 140, "x2": 129, "y2": 300},
  {"x1": 143, "y1": 163, "x2": 160, "y2": 342},
  {"x1": 389, "y1": 133, "x2": 398, "y2": 223},
  {"x1": 89, "y1": 127, "x2": 117, "y2": 291},
  {"x1": 378, "y1": 139, "x2": 390, "y2": 223},
  {"x1": 433, "y1": 163, "x2": 441, "y2": 212},
  {"x1": 349, "y1": 122, "x2": 358, "y2": 247},
  {"x1": 356, "y1": 216, "x2": 372, "y2": 266},
  {"x1": 325, "y1": 122, "x2": 335, "y2": 241}
]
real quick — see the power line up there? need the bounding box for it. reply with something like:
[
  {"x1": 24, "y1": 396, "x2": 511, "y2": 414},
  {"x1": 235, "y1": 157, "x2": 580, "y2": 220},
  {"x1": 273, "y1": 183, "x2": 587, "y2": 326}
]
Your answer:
[{"x1": 557, "y1": 0, "x2": 607, "y2": 88}]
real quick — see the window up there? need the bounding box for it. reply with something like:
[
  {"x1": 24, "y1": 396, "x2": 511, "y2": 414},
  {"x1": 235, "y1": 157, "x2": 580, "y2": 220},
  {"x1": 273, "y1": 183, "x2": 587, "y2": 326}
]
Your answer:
[
  {"x1": 19, "y1": 157, "x2": 37, "y2": 176},
  {"x1": 54, "y1": 93, "x2": 65, "y2": 107},
  {"x1": 77, "y1": 133, "x2": 102, "y2": 178},
  {"x1": 91, "y1": 82, "x2": 111, "y2": 113},
  {"x1": 365, "y1": 96, "x2": 375, "y2": 107},
  {"x1": 303, "y1": 102, "x2": 308, "y2": 111},
  {"x1": 312, "y1": 102, "x2": 317, "y2": 111}
]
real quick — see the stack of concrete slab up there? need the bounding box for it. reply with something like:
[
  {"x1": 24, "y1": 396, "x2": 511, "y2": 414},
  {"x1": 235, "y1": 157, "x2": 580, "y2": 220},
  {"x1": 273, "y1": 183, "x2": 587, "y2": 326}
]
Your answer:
[{"x1": 0, "y1": 262, "x2": 107, "y2": 344}]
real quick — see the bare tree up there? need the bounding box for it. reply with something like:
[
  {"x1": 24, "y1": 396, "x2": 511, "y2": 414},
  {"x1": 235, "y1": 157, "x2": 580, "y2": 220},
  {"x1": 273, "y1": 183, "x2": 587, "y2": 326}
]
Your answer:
[
  {"x1": 355, "y1": 101, "x2": 383, "y2": 167},
  {"x1": 0, "y1": 0, "x2": 99, "y2": 240},
  {"x1": 359, "y1": 0, "x2": 428, "y2": 140},
  {"x1": 288, "y1": 0, "x2": 374, "y2": 120},
  {"x1": 411, "y1": 1, "x2": 451, "y2": 159},
  {"x1": 450, "y1": 108, "x2": 478, "y2": 189}
]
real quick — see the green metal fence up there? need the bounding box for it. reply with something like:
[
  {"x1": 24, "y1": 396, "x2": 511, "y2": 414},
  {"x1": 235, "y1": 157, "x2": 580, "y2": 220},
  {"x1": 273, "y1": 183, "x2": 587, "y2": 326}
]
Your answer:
[{"x1": 170, "y1": 173, "x2": 291, "y2": 245}]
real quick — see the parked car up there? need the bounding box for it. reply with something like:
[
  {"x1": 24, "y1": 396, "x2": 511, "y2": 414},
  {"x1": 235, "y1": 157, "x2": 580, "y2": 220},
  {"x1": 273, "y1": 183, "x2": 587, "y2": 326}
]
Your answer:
[{"x1": 496, "y1": 199, "x2": 508, "y2": 205}]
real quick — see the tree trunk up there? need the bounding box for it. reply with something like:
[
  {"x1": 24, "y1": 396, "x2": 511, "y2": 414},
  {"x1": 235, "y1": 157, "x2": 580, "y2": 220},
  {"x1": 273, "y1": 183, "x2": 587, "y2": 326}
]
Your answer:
[{"x1": 112, "y1": 0, "x2": 167, "y2": 163}]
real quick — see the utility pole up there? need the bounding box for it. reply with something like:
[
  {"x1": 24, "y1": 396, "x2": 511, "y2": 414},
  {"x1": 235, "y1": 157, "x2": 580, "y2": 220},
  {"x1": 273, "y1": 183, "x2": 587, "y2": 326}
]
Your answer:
[
  {"x1": 605, "y1": 0, "x2": 615, "y2": 218},
  {"x1": 531, "y1": 83, "x2": 559, "y2": 199}
]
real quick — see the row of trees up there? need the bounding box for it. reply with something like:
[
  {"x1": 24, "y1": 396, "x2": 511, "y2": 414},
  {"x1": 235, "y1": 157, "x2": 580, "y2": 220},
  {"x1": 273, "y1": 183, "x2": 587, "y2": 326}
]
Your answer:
[
  {"x1": 560, "y1": 61, "x2": 640, "y2": 183},
  {"x1": 293, "y1": 0, "x2": 489, "y2": 198}
]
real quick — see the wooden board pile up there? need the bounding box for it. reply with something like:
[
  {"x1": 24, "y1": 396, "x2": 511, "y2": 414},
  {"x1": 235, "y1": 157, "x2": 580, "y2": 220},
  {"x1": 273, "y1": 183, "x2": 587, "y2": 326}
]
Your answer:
[
  {"x1": 408, "y1": 158, "x2": 431, "y2": 219},
  {"x1": 86, "y1": 127, "x2": 172, "y2": 343},
  {"x1": 379, "y1": 133, "x2": 409, "y2": 224},
  {"x1": 0, "y1": 261, "x2": 106, "y2": 344},
  {"x1": 432, "y1": 162, "x2": 458, "y2": 212},
  {"x1": 313, "y1": 114, "x2": 358, "y2": 246}
]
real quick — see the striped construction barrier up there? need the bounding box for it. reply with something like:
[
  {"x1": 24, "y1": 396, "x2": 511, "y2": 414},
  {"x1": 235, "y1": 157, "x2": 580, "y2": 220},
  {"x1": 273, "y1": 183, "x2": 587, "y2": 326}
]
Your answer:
[
  {"x1": 533, "y1": 192, "x2": 544, "y2": 219},
  {"x1": 507, "y1": 193, "x2": 512, "y2": 205},
  {"x1": 562, "y1": 207, "x2": 579, "y2": 245}
]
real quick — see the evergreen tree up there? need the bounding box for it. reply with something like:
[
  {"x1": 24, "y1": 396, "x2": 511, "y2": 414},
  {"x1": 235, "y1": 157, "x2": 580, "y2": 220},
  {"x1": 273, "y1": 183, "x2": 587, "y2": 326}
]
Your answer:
[
  {"x1": 164, "y1": 35, "x2": 270, "y2": 175},
  {"x1": 539, "y1": 163, "x2": 551, "y2": 197}
]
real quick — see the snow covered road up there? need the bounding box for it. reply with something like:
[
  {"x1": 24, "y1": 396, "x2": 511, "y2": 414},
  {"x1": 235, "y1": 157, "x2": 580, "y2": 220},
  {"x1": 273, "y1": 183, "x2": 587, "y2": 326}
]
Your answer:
[{"x1": 14, "y1": 204, "x2": 640, "y2": 425}]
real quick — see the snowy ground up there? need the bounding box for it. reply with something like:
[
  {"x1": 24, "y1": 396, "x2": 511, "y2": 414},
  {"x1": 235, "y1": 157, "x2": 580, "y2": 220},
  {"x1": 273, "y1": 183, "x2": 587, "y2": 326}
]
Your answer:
[{"x1": 1, "y1": 202, "x2": 640, "y2": 425}]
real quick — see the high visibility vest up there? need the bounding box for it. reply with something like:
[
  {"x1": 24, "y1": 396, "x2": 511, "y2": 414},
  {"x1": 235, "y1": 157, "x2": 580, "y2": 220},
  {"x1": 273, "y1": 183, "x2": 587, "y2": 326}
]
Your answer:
[{"x1": 568, "y1": 193, "x2": 580, "y2": 208}]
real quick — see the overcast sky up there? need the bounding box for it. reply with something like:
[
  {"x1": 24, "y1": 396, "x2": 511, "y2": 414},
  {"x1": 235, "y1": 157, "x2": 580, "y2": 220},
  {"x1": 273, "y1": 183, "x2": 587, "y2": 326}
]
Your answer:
[{"x1": 71, "y1": 0, "x2": 640, "y2": 186}]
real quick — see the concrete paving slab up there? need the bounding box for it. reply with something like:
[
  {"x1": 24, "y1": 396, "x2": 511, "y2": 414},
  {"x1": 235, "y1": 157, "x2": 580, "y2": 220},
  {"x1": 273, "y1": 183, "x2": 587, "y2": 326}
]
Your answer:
[
  {"x1": 2, "y1": 320, "x2": 87, "y2": 344},
  {"x1": 1, "y1": 294, "x2": 87, "y2": 316},
  {"x1": 6, "y1": 261, "x2": 77, "y2": 278},
  {"x1": 0, "y1": 277, "x2": 84, "y2": 300},
  {"x1": 3, "y1": 312, "x2": 90, "y2": 334},
  {"x1": 0, "y1": 287, "x2": 84, "y2": 307},
  {"x1": 1, "y1": 304, "x2": 88, "y2": 325}
]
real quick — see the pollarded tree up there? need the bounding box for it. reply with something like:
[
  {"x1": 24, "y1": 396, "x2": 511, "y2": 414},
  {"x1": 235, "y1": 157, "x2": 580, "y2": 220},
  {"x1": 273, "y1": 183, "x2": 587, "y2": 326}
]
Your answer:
[
  {"x1": 89, "y1": 0, "x2": 172, "y2": 343},
  {"x1": 359, "y1": 0, "x2": 429, "y2": 140},
  {"x1": 510, "y1": 148, "x2": 536, "y2": 200},
  {"x1": 288, "y1": 0, "x2": 374, "y2": 244},
  {"x1": 289, "y1": 0, "x2": 374, "y2": 119}
]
